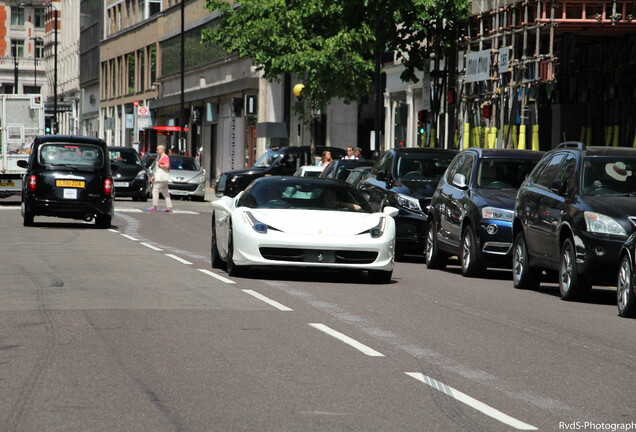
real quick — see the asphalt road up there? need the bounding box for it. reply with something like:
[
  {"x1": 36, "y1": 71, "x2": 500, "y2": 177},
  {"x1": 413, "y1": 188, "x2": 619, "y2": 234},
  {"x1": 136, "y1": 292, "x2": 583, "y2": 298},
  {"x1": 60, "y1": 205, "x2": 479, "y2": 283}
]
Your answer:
[{"x1": 0, "y1": 194, "x2": 634, "y2": 432}]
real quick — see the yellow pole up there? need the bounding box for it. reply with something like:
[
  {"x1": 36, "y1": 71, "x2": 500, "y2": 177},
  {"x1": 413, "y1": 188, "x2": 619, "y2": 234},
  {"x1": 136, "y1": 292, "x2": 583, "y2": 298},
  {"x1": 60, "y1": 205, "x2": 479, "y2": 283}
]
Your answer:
[
  {"x1": 464, "y1": 123, "x2": 470, "y2": 149},
  {"x1": 532, "y1": 124, "x2": 540, "y2": 151},
  {"x1": 518, "y1": 125, "x2": 527, "y2": 150},
  {"x1": 490, "y1": 127, "x2": 498, "y2": 148},
  {"x1": 580, "y1": 126, "x2": 586, "y2": 142},
  {"x1": 613, "y1": 125, "x2": 620, "y2": 147},
  {"x1": 430, "y1": 129, "x2": 436, "y2": 147},
  {"x1": 503, "y1": 125, "x2": 509, "y2": 148},
  {"x1": 586, "y1": 127, "x2": 592, "y2": 147},
  {"x1": 512, "y1": 125, "x2": 518, "y2": 149},
  {"x1": 604, "y1": 126, "x2": 612, "y2": 146}
]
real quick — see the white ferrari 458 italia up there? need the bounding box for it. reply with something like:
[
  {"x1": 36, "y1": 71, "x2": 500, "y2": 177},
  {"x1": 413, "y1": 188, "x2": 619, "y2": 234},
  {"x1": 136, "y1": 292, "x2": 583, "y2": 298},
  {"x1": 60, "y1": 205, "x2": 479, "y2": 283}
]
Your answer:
[{"x1": 211, "y1": 176, "x2": 398, "y2": 282}]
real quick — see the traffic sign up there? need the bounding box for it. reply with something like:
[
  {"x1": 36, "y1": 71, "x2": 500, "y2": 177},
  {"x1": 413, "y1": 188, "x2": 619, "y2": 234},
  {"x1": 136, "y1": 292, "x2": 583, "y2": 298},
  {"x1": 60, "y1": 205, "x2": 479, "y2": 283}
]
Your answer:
[
  {"x1": 133, "y1": 100, "x2": 139, "y2": 107},
  {"x1": 138, "y1": 106, "x2": 149, "y2": 117}
]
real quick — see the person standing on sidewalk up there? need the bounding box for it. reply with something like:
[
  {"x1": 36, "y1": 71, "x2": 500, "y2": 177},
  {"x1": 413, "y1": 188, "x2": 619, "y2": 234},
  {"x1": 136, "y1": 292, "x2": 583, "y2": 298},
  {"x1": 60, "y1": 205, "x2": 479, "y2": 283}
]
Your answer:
[{"x1": 147, "y1": 144, "x2": 173, "y2": 212}]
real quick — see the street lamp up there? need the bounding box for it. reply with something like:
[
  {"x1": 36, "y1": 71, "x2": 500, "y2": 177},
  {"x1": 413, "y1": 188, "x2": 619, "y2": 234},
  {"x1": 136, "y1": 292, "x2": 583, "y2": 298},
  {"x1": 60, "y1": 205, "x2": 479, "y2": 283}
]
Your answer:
[
  {"x1": 20, "y1": 2, "x2": 57, "y2": 132},
  {"x1": 29, "y1": 36, "x2": 43, "y2": 89}
]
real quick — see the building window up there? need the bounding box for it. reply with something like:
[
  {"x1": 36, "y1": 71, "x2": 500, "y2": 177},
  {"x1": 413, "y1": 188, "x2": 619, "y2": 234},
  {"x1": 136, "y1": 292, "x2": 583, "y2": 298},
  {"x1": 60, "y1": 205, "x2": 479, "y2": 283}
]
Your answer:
[
  {"x1": 149, "y1": 44, "x2": 156, "y2": 85},
  {"x1": 127, "y1": 53, "x2": 135, "y2": 94},
  {"x1": 11, "y1": 7, "x2": 25, "y2": 26},
  {"x1": 138, "y1": 48, "x2": 145, "y2": 92},
  {"x1": 145, "y1": 0, "x2": 161, "y2": 19},
  {"x1": 35, "y1": 39, "x2": 44, "y2": 59},
  {"x1": 11, "y1": 40, "x2": 25, "y2": 58},
  {"x1": 34, "y1": 8, "x2": 45, "y2": 28}
]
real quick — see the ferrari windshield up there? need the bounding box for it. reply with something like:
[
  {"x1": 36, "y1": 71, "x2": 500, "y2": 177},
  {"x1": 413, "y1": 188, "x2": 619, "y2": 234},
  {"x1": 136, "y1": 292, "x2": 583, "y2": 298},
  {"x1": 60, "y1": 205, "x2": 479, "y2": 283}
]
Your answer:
[
  {"x1": 238, "y1": 178, "x2": 372, "y2": 212},
  {"x1": 252, "y1": 148, "x2": 283, "y2": 168}
]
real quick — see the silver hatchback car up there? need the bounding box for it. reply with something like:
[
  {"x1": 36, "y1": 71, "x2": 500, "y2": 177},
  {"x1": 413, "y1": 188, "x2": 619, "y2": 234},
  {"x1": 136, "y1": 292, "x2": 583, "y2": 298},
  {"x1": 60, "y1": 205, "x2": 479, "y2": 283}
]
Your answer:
[{"x1": 153, "y1": 155, "x2": 206, "y2": 201}]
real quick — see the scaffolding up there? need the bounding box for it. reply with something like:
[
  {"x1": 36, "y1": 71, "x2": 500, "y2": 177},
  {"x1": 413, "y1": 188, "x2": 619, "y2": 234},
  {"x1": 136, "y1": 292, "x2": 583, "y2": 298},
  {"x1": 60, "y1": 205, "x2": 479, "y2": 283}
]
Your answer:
[{"x1": 456, "y1": 0, "x2": 636, "y2": 150}]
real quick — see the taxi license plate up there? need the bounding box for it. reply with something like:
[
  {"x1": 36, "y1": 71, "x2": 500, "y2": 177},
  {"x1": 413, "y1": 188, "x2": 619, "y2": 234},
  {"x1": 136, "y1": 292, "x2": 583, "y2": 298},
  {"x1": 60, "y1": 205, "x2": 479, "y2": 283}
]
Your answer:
[
  {"x1": 56, "y1": 180, "x2": 85, "y2": 188},
  {"x1": 114, "y1": 181, "x2": 129, "y2": 188},
  {"x1": 0, "y1": 180, "x2": 15, "y2": 187}
]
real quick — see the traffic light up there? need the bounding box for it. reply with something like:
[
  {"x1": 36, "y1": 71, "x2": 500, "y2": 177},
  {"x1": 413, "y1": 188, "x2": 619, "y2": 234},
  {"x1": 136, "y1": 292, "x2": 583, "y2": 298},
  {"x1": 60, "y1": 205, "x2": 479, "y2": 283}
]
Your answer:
[
  {"x1": 417, "y1": 110, "x2": 426, "y2": 134},
  {"x1": 44, "y1": 115, "x2": 52, "y2": 134}
]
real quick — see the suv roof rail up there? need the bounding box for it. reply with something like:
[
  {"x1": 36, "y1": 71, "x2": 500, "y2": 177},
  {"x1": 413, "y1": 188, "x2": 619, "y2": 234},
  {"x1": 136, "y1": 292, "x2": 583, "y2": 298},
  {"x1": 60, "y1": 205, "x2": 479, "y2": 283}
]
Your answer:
[{"x1": 557, "y1": 141, "x2": 586, "y2": 150}]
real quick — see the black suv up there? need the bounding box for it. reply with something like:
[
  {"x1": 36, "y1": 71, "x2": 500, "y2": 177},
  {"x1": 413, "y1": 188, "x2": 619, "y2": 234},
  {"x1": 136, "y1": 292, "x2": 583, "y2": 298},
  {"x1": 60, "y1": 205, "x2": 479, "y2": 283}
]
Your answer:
[
  {"x1": 18, "y1": 135, "x2": 116, "y2": 228},
  {"x1": 215, "y1": 145, "x2": 347, "y2": 197},
  {"x1": 426, "y1": 148, "x2": 543, "y2": 276},
  {"x1": 357, "y1": 147, "x2": 457, "y2": 256},
  {"x1": 512, "y1": 142, "x2": 636, "y2": 300},
  {"x1": 108, "y1": 146, "x2": 149, "y2": 201}
]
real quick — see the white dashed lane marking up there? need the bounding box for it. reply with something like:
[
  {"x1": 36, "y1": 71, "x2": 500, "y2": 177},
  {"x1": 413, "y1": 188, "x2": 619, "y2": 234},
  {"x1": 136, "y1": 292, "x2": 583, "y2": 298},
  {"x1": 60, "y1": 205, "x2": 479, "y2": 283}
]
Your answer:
[
  {"x1": 309, "y1": 323, "x2": 384, "y2": 357},
  {"x1": 242, "y1": 289, "x2": 292, "y2": 310},
  {"x1": 406, "y1": 373, "x2": 538, "y2": 430}
]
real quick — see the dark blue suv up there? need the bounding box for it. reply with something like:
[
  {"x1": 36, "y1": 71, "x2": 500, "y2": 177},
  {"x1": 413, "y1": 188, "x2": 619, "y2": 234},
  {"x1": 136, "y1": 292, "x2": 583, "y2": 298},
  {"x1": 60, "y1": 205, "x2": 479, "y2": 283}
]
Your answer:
[{"x1": 426, "y1": 148, "x2": 544, "y2": 276}]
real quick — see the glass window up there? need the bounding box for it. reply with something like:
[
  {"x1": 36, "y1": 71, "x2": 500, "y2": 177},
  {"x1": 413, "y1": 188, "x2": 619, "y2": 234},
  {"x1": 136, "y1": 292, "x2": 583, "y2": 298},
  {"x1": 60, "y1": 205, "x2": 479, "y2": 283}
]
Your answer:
[
  {"x1": 239, "y1": 179, "x2": 372, "y2": 212},
  {"x1": 534, "y1": 153, "x2": 566, "y2": 188},
  {"x1": 396, "y1": 152, "x2": 455, "y2": 181},
  {"x1": 170, "y1": 157, "x2": 200, "y2": 171},
  {"x1": 582, "y1": 156, "x2": 636, "y2": 195},
  {"x1": 11, "y1": 7, "x2": 25, "y2": 26},
  {"x1": 109, "y1": 149, "x2": 141, "y2": 166},
  {"x1": 34, "y1": 39, "x2": 44, "y2": 59},
  {"x1": 40, "y1": 143, "x2": 104, "y2": 167},
  {"x1": 477, "y1": 158, "x2": 541, "y2": 189},
  {"x1": 11, "y1": 40, "x2": 25, "y2": 58},
  {"x1": 373, "y1": 152, "x2": 393, "y2": 175},
  {"x1": 34, "y1": 8, "x2": 45, "y2": 28},
  {"x1": 127, "y1": 53, "x2": 135, "y2": 94}
]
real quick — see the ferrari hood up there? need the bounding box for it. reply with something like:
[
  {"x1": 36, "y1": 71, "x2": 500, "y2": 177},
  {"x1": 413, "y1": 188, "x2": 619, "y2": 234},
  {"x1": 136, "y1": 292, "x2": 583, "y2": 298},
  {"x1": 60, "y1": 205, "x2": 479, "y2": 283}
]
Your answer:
[{"x1": 245, "y1": 209, "x2": 385, "y2": 236}]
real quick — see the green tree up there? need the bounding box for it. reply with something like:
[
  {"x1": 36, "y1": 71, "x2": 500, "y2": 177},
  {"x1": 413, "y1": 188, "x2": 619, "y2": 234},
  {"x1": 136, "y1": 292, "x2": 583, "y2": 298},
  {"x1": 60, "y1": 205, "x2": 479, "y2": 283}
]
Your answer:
[{"x1": 203, "y1": 0, "x2": 470, "y2": 152}]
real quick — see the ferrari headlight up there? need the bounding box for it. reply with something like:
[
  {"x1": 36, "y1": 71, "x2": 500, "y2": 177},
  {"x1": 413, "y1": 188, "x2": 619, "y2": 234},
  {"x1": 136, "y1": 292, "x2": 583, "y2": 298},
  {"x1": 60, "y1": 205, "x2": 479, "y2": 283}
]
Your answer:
[
  {"x1": 244, "y1": 211, "x2": 267, "y2": 234},
  {"x1": 370, "y1": 217, "x2": 386, "y2": 238},
  {"x1": 396, "y1": 194, "x2": 422, "y2": 212},
  {"x1": 584, "y1": 211, "x2": 626, "y2": 235},
  {"x1": 482, "y1": 206, "x2": 514, "y2": 222}
]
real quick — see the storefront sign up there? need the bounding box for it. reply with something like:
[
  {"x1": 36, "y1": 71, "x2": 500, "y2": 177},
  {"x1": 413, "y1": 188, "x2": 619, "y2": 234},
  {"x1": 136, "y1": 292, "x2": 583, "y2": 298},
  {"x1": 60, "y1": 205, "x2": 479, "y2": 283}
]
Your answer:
[{"x1": 499, "y1": 47, "x2": 510, "y2": 73}]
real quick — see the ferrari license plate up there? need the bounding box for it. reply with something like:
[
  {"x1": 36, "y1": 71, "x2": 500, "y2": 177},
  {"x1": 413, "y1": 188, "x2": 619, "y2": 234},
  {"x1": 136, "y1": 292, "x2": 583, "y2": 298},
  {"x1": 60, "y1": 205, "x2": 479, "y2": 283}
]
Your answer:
[
  {"x1": 56, "y1": 180, "x2": 85, "y2": 188},
  {"x1": 0, "y1": 180, "x2": 15, "y2": 187}
]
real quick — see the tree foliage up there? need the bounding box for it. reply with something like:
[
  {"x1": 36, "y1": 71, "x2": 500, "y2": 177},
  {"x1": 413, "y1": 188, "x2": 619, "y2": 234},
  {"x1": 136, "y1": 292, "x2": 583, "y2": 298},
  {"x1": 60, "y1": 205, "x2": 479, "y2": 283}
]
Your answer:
[{"x1": 202, "y1": 0, "x2": 470, "y2": 114}]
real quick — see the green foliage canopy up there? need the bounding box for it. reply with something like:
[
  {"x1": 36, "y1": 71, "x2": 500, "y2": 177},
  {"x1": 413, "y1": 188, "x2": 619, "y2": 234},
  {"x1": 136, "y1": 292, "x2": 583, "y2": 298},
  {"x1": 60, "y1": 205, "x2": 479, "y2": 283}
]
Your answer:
[{"x1": 202, "y1": 0, "x2": 470, "y2": 113}]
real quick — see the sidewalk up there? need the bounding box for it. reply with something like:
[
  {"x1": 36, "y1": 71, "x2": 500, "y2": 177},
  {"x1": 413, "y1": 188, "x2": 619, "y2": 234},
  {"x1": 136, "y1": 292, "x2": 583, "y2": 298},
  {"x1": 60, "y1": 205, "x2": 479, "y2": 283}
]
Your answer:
[{"x1": 204, "y1": 185, "x2": 218, "y2": 202}]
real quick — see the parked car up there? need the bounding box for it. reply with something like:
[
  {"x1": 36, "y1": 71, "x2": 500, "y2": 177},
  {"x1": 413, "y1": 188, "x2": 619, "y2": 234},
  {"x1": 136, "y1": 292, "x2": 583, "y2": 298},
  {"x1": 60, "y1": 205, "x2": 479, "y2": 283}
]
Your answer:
[
  {"x1": 210, "y1": 176, "x2": 398, "y2": 282},
  {"x1": 294, "y1": 165, "x2": 325, "y2": 177},
  {"x1": 617, "y1": 233, "x2": 636, "y2": 317},
  {"x1": 357, "y1": 147, "x2": 457, "y2": 256},
  {"x1": 426, "y1": 148, "x2": 544, "y2": 275},
  {"x1": 319, "y1": 158, "x2": 374, "y2": 181},
  {"x1": 512, "y1": 142, "x2": 636, "y2": 300},
  {"x1": 141, "y1": 152, "x2": 157, "y2": 170},
  {"x1": 108, "y1": 146, "x2": 149, "y2": 201},
  {"x1": 163, "y1": 155, "x2": 206, "y2": 201},
  {"x1": 346, "y1": 166, "x2": 372, "y2": 188},
  {"x1": 18, "y1": 135, "x2": 115, "y2": 228},
  {"x1": 215, "y1": 146, "x2": 347, "y2": 197}
]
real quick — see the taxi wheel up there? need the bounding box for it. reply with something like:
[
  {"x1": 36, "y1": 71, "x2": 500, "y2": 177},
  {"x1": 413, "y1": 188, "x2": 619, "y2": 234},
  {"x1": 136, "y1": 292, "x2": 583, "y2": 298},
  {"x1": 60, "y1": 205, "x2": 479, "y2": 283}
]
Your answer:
[
  {"x1": 23, "y1": 212, "x2": 34, "y2": 227},
  {"x1": 96, "y1": 215, "x2": 111, "y2": 229}
]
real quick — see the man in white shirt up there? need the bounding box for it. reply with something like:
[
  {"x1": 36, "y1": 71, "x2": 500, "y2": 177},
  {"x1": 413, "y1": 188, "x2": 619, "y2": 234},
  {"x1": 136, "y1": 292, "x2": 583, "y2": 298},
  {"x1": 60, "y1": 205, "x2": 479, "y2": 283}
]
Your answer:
[{"x1": 343, "y1": 145, "x2": 357, "y2": 159}]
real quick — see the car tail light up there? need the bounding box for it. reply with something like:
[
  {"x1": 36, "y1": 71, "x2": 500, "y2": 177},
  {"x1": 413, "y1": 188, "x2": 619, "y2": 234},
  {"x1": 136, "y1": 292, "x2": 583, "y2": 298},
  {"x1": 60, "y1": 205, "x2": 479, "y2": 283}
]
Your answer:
[
  {"x1": 28, "y1": 175, "x2": 37, "y2": 192},
  {"x1": 104, "y1": 179, "x2": 112, "y2": 196}
]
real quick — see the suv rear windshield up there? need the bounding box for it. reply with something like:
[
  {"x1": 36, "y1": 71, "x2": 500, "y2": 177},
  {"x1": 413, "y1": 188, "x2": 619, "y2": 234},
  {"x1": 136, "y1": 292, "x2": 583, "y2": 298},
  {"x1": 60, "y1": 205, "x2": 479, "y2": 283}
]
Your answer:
[
  {"x1": 477, "y1": 158, "x2": 539, "y2": 189},
  {"x1": 39, "y1": 143, "x2": 104, "y2": 168},
  {"x1": 582, "y1": 157, "x2": 636, "y2": 195}
]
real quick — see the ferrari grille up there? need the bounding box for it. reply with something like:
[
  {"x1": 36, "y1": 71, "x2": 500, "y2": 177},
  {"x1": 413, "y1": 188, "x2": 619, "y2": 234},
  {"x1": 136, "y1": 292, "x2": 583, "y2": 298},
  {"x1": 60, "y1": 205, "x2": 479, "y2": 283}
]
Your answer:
[{"x1": 259, "y1": 247, "x2": 378, "y2": 264}]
